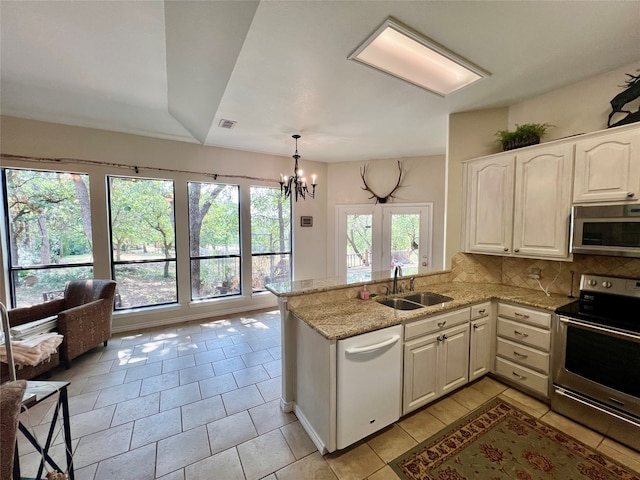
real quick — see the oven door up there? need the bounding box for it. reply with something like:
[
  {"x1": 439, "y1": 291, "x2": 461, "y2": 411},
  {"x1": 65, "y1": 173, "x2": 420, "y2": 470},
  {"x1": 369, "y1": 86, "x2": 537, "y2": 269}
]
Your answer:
[{"x1": 553, "y1": 315, "x2": 640, "y2": 418}]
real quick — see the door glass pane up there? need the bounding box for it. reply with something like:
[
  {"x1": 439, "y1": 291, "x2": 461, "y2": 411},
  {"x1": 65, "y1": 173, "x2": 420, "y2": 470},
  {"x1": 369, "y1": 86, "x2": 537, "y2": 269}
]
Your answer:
[
  {"x1": 390, "y1": 213, "x2": 420, "y2": 275},
  {"x1": 346, "y1": 214, "x2": 372, "y2": 280}
]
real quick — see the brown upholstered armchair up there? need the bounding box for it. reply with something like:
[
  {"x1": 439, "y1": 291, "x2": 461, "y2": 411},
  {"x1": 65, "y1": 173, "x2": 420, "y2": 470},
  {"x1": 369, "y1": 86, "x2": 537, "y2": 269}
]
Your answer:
[
  {"x1": 7, "y1": 279, "x2": 117, "y2": 370},
  {"x1": 0, "y1": 380, "x2": 27, "y2": 480}
]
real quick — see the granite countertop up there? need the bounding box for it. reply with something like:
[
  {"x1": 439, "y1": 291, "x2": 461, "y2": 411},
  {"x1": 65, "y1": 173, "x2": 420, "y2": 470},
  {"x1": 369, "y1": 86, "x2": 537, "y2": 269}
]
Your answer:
[{"x1": 289, "y1": 282, "x2": 575, "y2": 340}]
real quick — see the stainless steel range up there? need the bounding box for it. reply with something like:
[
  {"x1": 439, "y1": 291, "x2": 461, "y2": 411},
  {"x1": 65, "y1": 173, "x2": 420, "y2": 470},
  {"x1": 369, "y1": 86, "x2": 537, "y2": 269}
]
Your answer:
[{"x1": 553, "y1": 274, "x2": 640, "y2": 451}]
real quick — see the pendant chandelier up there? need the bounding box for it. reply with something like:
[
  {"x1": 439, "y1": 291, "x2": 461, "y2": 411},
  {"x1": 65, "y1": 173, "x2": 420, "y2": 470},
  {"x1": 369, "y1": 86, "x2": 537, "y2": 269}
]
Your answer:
[{"x1": 279, "y1": 134, "x2": 317, "y2": 201}]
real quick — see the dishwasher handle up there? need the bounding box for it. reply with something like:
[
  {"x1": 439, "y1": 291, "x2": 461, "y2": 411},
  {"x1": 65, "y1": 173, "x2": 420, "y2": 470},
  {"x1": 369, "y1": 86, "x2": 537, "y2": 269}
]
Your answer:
[{"x1": 345, "y1": 335, "x2": 400, "y2": 354}]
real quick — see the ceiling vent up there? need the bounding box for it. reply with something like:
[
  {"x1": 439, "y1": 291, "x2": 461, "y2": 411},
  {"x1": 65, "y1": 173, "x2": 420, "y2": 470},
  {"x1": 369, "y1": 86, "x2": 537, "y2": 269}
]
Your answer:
[{"x1": 218, "y1": 119, "x2": 237, "y2": 129}]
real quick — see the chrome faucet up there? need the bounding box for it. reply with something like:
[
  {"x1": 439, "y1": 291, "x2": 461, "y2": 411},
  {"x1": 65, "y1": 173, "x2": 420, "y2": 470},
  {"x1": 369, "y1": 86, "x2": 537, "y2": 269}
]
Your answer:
[
  {"x1": 392, "y1": 265, "x2": 403, "y2": 294},
  {"x1": 410, "y1": 277, "x2": 415, "y2": 292}
]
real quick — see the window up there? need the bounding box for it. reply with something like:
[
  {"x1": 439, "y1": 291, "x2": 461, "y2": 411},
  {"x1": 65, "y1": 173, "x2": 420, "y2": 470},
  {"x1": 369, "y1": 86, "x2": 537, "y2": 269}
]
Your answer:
[
  {"x1": 3, "y1": 168, "x2": 93, "y2": 307},
  {"x1": 108, "y1": 176, "x2": 177, "y2": 309},
  {"x1": 250, "y1": 186, "x2": 291, "y2": 292},
  {"x1": 188, "y1": 182, "x2": 240, "y2": 300}
]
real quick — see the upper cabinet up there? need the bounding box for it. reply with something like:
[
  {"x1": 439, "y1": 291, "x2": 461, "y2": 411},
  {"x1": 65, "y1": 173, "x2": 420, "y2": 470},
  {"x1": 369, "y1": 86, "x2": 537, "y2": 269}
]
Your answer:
[
  {"x1": 573, "y1": 129, "x2": 640, "y2": 204},
  {"x1": 464, "y1": 153, "x2": 514, "y2": 255},
  {"x1": 464, "y1": 144, "x2": 573, "y2": 260}
]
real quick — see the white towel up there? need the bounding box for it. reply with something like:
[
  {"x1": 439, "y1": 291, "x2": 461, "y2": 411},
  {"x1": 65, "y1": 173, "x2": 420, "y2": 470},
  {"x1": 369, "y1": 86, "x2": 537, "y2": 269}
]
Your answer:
[
  {"x1": 0, "y1": 332, "x2": 63, "y2": 367},
  {"x1": 10, "y1": 316, "x2": 57, "y2": 340}
]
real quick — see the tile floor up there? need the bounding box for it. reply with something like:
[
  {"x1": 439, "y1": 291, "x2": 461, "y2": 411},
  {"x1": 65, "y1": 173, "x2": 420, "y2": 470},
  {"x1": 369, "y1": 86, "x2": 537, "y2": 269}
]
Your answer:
[{"x1": 15, "y1": 308, "x2": 640, "y2": 480}]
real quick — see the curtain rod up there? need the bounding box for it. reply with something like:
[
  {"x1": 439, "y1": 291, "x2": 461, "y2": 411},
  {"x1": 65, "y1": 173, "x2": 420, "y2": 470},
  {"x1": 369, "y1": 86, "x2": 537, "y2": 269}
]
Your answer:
[{"x1": 0, "y1": 153, "x2": 277, "y2": 184}]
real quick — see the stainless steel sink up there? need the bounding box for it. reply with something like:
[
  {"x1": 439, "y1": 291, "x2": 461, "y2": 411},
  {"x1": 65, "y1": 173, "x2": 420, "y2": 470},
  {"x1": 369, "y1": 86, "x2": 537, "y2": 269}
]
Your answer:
[
  {"x1": 377, "y1": 298, "x2": 425, "y2": 310},
  {"x1": 402, "y1": 292, "x2": 453, "y2": 306}
]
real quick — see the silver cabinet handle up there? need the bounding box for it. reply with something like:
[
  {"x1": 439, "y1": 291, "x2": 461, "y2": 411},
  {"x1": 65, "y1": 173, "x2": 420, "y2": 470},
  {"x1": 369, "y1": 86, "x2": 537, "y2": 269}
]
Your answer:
[
  {"x1": 478, "y1": 309, "x2": 486, "y2": 315},
  {"x1": 627, "y1": 192, "x2": 635, "y2": 197},
  {"x1": 503, "y1": 247, "x2": 508, "y2": 252},
  {"x1": 473, "y1": 324, "x2": 480, "y2": 330},
  {"x1": 513, "y1": 351, "x2": 528, "y2": 358},
  {"x1": 514, "y1": 330, "x2": 529, "y2": 337},
  {"x1": 514, "y1": 248, "x2": 519, "y2": 252},
  {"x1": 437, "y1": 321, "x2": 446, "y2": 328},
  {"x1": 512, "y1": 371, "x2": 527, "y2": 380},
  {"x1": 514, "y1": 312, "x2": 529, "y2": 319}
]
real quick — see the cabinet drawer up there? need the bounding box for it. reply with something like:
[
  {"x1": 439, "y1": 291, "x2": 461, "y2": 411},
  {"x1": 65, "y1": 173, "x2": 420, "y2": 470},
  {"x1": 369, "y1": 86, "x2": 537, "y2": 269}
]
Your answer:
[
  {"x1": 404, "y1": 308, "x2": 470, "y2": 341},
  {"x1": 497, "y1": 317, "x2": 550, "y2": 351},
  {"x1": 471, "y1": 302, "x2": 491, "y2": 320},
  {"x1": 495, "y1": 357, "x2": 549, "y2": 398},
  {"x1": 496, "y1": 337, "x2": 549, "y2": 374},
  {"x1": 497, "y1": 303, "x2": 551, "y2": 328}
]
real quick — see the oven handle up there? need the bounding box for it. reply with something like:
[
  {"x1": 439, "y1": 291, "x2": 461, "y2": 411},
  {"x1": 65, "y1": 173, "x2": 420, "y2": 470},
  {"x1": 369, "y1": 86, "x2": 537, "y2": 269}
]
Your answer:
[
  {"x1": 555, "y1": 387, "x2": 640, "y2": 428},
  {"x1": 558, "y1": 317, "x2": 640, "y2": 343}
]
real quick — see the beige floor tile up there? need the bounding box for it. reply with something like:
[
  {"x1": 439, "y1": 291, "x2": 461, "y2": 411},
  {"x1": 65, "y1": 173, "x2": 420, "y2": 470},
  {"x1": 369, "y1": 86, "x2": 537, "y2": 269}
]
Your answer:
[
  {"x1": 366, "y1": 425, "x2": 418, "y2": 463},
  {"x1": 66, "y1": 390, "x2": 99, "y2": 416},
  {"x1": 74, "y1": 462, "x2": 98, "y2": 480},
  {"x1": 450, "y1": 383, "x2": 496, "y2": 410},
  {"x1": 468, "y1": 376, "x2": 508, "y2": 398},
  {"x1": 425, "y1": 396, "x2": 470, "y2": 425},
  {"x1": 212, "y1": 356, "x2": 246, "y2": 375},
  {"x1": 156, "y1": 469, "x2": 185, "y2": 480},
  {"x1": 94, "y1": 379, "x2": 142, "y2": 408},
  {"x1": 73, "y1": 422, "x2": 134, "y2": 469},
  {"x1": 111, "y1": 391, "x2": 160, "y2": 426},
  {"x1": 94, "y1": 442, "x2": 156, "y2": 480},
  {"x1": 160, "y1": 382, "x2": 201, "y2": 411},
  {"x1": 199, "y1": 372, "x2": 238, "y2": 398},
  {"x1": 69, "y1": 403, "x2": 116, "y2": 439},
  {"x1": 181, "y1": 394, "x2": 226, "y2": 430},
  {"x1": 221, "y1": 384, "x2": 264, "y2": 415},
  {"x1": 499, "y1": 388, "x2": 550, "y2": 418},
  {"x1": 397, "y1": 409, "x2": 446, "y2": 443},
  {"x1": 233, "y1": 364, "x2": 270, "y2": 387},
  {"x1": 276, "y1": 451, "x2": 338, "y2": 480},
  {"x1": 206, "y1": 410, "x2": 258, "y2": 454},
  {"x1": 123, "y1": 361, "x2": 163, "y2": 383},
  {"x1": 17, "y1": 438, "x2": 79, "y2": 478},
  {"x1": 140, "y1": 371, "x2": 180, "y2": 396},
  {"x1": 179, "y1": 363, "x2": 215, "y2": 385},
  {"x1": 156, "y1": 426, "x2": 211, "y2": 477},
  {"x1": 162, "y1": 354, "x2": 195, "y2": 374},
  {"x1": 281, "y1": 421, "x2": 317, "y2": 459},
  {"x1": 367, "y1": 465, "x2": 402, "y2": 480},
  {"x1": 256, "y1": 376, "x2": 281, "y2": 402},
  {"x1": 237, "y1": 429, "x2": 296, "y2": 480},
  {"x1": 325, "y1": 443, "x2": 385, "y2": 480},
  {"x1": 597, "y1": 438, "x2": 640, "y2": 473},
  {"x1": 540, "y1": 410, "x2": 605, "y2": 448},
  {"x1": 248, "y1": 398, "x2": 296, "y2": 435},
  {"x1": 185, "y1": 447, "x2": 245, "y2": 480},
  {"x1": 131, "y1": 407, "x2": 182, "y2": 449},
  {"x1": 80, "y1": 369, "x2": 126, "y2": 394}
]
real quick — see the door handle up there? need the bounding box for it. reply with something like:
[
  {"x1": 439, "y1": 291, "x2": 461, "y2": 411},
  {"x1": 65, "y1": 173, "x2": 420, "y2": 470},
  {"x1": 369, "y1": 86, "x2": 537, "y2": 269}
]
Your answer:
[{"x1": 345, "y1": 335, "x2": 400, "y2": 354}]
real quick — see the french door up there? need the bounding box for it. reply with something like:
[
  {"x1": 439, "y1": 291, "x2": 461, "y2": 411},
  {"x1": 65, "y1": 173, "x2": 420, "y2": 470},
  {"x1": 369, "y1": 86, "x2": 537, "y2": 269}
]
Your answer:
[{"x1": 336, "y1": 204, "x2": 432, "y2": 279}]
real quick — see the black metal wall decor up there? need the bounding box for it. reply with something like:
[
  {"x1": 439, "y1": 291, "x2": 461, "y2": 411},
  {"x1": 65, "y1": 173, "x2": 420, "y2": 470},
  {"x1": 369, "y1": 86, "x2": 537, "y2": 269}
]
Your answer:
[
  {"x1": 360, "y1": 160, "x2": 403, "y2": 204},
  {"x1": 608, "y1": 71, "x2": 640, "y2": 128}
]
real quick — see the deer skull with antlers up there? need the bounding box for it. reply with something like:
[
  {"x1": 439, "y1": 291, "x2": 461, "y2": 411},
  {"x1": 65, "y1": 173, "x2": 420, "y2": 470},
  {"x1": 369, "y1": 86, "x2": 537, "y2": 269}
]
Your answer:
[{"x1": 360, "y1": 160, "x2": 403, "y2": 204}]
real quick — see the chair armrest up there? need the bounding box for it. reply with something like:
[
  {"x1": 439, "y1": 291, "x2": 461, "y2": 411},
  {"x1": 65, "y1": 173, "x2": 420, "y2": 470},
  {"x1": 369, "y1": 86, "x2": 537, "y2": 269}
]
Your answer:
[
  {"x1": 8, "y1": 299, "x2": 65, "y2": 327},
  {"x1": 56, "y1": 299, "x2": 111, "y2": 334}
]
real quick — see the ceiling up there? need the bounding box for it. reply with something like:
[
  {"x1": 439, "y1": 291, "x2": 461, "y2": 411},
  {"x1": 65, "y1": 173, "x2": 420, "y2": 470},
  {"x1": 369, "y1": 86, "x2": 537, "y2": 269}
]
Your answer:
[{"x1": 1, "y1": 1, "x2": 639, "y2": 163}]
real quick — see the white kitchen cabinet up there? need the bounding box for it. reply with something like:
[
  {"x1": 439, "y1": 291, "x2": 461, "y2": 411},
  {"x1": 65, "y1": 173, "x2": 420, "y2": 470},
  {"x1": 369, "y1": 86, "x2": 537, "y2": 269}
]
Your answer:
[
  {"x1": 573, "y1": 127, "x2": 640, "y2": 204},
  {"x1": 464, "y1": 153, "x2": 514, "y2": 255},
  {"x1": 463, "y1": 143, "x2": 573, "y2": 260},
  {"x1": 494, "y1": 302, "x2": 552, "y2": 399},
  {"x1": 469, "y1": 302, "x2": 492, "y2": 381},
  {"x1": 403, "y1": 308, "x2": 470, "y2": 414}
]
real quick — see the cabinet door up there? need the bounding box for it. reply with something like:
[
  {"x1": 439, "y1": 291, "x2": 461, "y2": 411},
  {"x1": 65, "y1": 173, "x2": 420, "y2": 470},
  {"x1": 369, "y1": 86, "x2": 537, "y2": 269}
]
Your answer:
[
  {"x1": 470, "y1": 317, "x2": 491, "y2": 381},
  {"x1": 465, "y1": 154, "x2": 515, "y2": 254},
  {"x1": 513, "y1": 144, "x2": 573, "y2": 259},
  {"x1": 573, "y1": 129, "x2": 640, "y2": 203},
  {"x1": 439, "y1": 324, "x2": 470, "y2": 396},
  {"x1": 403, "y1": 334, "x2": 438, "y2": 414}
]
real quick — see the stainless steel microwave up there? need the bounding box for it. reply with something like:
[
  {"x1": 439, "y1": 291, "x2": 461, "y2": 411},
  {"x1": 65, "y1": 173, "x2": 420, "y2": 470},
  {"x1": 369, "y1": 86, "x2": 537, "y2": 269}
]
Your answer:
[{"x1": 571, "y1": 204, "x2": 640, "y2": 257}]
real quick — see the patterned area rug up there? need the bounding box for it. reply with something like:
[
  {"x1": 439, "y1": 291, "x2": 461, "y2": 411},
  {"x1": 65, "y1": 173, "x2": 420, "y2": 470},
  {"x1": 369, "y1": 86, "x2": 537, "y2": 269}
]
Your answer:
[{"x1": 391, "y1": 398, "x2": 640, "y2": 480}]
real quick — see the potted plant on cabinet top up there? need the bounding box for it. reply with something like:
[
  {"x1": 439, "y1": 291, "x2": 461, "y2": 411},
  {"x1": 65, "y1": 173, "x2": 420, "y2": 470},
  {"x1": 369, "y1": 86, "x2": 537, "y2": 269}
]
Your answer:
[{"x1": 495, "y1": 123, "x2": 553, "y2": 151}]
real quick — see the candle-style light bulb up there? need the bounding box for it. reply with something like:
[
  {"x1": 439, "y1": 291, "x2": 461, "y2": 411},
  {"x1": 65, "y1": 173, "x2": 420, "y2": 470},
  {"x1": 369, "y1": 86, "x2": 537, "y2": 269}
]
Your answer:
[{"x1": 312, "y1": 174, "x2": 317, "y2": 185}]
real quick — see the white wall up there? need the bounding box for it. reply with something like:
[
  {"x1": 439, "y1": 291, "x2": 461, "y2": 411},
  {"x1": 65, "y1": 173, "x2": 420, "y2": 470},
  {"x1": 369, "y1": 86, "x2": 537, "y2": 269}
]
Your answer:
[
  {"x1": 325, "y1": 155, "x2": 446, "y2": 276},
  {"x1": 0, "y1": 116, "x2": 328, "y2": 330}
]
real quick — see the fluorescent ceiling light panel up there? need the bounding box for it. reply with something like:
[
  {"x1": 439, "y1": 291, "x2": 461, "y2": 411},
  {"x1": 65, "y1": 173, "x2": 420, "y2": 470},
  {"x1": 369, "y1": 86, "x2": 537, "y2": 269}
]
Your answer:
[{"x1": 349, "y1": 17, "x2": 490, "y2": 96}]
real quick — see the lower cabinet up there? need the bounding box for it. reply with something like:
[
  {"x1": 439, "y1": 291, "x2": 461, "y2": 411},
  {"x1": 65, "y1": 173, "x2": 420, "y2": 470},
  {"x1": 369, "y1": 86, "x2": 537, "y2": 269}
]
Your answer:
[
  {"x1": 469, "y1": 302, "x2": 493, "y2": 381},
  {"x1": 403, "y1": 308, "x2": 470, "y2": 415},
  {"x1": 494, "y1": 302, "x2": 552, "y2": 398}
]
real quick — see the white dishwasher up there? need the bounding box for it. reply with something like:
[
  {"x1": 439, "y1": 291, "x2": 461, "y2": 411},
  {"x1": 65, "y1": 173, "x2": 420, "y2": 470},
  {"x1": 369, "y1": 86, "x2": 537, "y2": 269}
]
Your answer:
[{"x1": 336, "y1": 324, "x2": 402, "y2": 450}]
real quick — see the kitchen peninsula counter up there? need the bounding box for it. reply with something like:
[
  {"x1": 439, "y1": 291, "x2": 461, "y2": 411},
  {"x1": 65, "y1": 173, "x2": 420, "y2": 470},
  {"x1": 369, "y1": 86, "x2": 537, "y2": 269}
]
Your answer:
[{"x1": 271, "y1": 280, "x2": 574, "y2": 340}]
